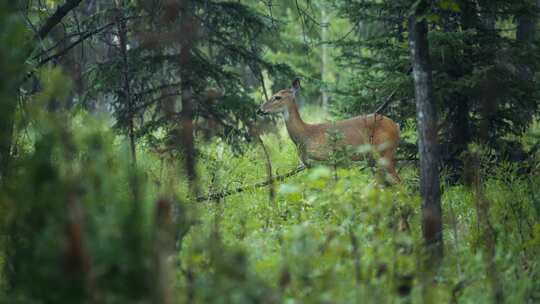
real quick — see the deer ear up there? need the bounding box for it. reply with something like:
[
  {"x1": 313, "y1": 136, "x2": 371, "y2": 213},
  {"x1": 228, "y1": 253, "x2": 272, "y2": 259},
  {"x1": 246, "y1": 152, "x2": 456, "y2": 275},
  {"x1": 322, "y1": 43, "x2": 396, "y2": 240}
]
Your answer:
[{"x1": 291, "y1": 77, "x2": 301, "y2": 95}]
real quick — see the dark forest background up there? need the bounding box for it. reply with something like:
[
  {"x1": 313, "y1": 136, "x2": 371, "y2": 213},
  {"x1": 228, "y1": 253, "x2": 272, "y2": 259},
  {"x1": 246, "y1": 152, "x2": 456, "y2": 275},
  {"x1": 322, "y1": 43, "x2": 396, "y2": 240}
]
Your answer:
[{"x1": 1, "y1": 0, "x2": 539, "y2": 303}]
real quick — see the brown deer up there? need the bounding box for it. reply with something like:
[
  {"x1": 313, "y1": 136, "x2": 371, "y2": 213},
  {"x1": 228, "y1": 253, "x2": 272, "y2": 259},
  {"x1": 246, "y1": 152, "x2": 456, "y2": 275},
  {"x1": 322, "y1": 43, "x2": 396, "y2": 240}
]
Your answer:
[{"x1": 257, "y1": 78, "x2": 401, "y2": 183}]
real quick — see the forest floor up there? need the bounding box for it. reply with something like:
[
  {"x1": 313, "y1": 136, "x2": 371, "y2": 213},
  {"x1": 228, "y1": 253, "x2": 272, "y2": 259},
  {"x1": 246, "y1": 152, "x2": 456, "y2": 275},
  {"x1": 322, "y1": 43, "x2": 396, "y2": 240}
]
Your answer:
[{"x1": 138, "y1": 107, "x2": 539, "y2": 303}]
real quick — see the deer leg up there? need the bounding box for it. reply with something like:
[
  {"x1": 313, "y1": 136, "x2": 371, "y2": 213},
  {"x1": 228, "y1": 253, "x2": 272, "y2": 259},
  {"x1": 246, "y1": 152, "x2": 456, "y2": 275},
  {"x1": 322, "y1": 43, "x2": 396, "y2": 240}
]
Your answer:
[
  {"x1": 387, "y1": 163, "x2": 401, "y2": 184},
  {"x1": 381, "y1": 149, "x2": 401, "y2": 184}
]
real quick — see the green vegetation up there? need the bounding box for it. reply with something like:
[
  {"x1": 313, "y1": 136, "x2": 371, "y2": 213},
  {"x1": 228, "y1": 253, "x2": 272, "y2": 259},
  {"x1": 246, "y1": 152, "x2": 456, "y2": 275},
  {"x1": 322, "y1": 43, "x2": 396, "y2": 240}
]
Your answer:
[
  {"x1": 2, "y1": 107, "x2": 539, "y2": 303},
  {"x1": 1, "y1": 0, "x2": 540, "y2": 303}
]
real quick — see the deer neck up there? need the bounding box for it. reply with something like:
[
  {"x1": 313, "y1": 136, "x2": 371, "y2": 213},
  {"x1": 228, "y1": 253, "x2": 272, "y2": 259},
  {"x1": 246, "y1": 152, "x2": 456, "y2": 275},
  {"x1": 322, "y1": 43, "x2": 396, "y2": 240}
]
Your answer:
[{"x1": 284, "y1": 102, "x2": 307, "y2": 143}]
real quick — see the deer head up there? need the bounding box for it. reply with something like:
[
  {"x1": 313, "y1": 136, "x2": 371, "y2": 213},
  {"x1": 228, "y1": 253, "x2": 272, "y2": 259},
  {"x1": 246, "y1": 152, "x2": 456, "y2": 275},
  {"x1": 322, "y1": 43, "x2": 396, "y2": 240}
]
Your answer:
[{"x1": 257, "y1": 78, "x2": 301, "y2": 115}]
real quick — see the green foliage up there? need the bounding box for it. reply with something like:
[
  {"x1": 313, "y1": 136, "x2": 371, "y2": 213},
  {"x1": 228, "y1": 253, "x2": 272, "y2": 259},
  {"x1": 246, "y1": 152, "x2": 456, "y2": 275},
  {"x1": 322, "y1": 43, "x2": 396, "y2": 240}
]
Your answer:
[
  {"x1": 84, "y1": 0, "x2": 297, "y2": 149},
  {"x1": 183, "y1": 109, "x2": 539, "y2": 303},
  {"x1": 1, "y1": 93, "x2": 540, "y2": 303},
  {"x1": 2, "y1": 0, "x2": 540, "y2": 303},
  {"x1": 333, "y1": 0, "x2": 540, "y2": 178}
]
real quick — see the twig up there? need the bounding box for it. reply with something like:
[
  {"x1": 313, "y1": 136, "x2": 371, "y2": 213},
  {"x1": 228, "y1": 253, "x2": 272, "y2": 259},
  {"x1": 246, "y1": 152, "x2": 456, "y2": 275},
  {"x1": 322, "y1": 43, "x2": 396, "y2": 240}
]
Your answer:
[
  {"x1": 196, "y1": 165, "x2": 307, "y2": 202},
  {"x1": 294, "y1": 0, "x2": 310, "y2": 48},
  {"x1": 451, "y1": 279, "x2": 474, "y2": 304},
  {"x1": 21, "y1": 15, "x2": 144, "y2": 87},
  {"x1": 253, "y1": 71, "x2": 275, "y2": 202},
  {"x1": 331, "y1": 25, "x2": 358, "y2": 44},
  {"x1": 39, "y1": 21, "x2": 115, "y2": 67},
  {"x1": 257, "y1": 135, "x2": 275, "y2": 202},
  {"x1": 20, "y1": 21, "x2": 116, "y2": 86},
  {"x1": 374, "y1": 88, "x2": 398, "y2": 114},
  {"x1": 372, "y1": 67, "x2": 413, "y2": 114}
]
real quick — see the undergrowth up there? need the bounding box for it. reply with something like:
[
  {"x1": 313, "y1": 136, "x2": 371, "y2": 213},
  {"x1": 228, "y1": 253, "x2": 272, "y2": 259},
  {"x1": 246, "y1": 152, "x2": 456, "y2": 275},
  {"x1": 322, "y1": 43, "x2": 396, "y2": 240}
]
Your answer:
[{"x1": 1, "y1": 108, "x2": 539, "y2": 303}]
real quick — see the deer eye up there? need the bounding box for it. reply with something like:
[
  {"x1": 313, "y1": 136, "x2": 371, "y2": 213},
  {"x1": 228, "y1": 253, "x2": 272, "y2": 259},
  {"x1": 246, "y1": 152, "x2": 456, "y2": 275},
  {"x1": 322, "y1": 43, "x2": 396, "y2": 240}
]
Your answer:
[{"x1": 274, "y1": 96, "x2": 282, "y2": 100}]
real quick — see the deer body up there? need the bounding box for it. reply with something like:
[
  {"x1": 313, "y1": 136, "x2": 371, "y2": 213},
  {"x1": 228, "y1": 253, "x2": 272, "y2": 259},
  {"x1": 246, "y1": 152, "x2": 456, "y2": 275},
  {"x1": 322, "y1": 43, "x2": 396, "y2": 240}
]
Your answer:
[{"x1": 259, "y1": 79, "x2": 401, "y2": 183}]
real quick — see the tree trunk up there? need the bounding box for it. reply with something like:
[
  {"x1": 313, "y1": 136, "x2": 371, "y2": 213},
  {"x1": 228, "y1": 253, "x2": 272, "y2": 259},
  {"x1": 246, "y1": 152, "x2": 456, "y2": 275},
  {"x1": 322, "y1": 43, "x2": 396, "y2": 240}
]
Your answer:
[
  {"x1": 320, "y1": 5, "x2": 329, "y2": 110},
  {"x1": 517, "y1": 0, "x2": 539, "y2": 42},
  {"x1": 442, "y1": 0, "x2": 481, "y2": 183},
  {"x1": 0, "y1": 0, "x2": 18, "y2": 178},
  {"x1": 179, "y1": 6, "x2": 198, "y2": 195},
  {"x1": 180, "y1": 79, "x2": 197, "y2": 195},
  {"x1": 0, "y1": 101, "x2": 16, "y2": 183},
  {"x1": 408, "y1": 0, "x2": 443, "y2": 262},
  {"x1": 516, "y1": 0, "x2": 540, "y2": 80},
  {"x1": 115, "y1": 3, "x2": 136, "y2": 165}
]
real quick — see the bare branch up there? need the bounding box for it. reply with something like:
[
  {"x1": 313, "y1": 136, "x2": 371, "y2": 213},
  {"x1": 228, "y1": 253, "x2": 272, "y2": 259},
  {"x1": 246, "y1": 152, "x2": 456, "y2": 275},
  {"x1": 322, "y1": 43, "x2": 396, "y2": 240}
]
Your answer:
[
  {"x1": 374, "y1": 88, "x2": 398, "y2": 114},
  {"x1": 37, "y1": 0, "x2": 84, "y2": 39},
  {"x1": 38, "y1": 21, "x2": 116, "y2": 67},
  {"x1": 20, "y1": 21, "x2": 116, "y2": 86}
]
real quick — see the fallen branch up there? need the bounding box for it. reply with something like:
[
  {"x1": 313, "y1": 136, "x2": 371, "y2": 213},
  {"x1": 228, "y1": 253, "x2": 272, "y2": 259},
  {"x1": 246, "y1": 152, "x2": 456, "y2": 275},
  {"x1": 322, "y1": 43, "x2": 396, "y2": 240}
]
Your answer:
[{"x1": 196, "y1": 165, "x2": 307, "y2": 202}]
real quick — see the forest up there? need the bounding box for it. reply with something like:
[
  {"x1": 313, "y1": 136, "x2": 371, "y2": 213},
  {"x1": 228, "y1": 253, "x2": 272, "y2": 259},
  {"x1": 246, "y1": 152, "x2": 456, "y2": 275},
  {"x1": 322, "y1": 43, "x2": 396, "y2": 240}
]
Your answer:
[{"x1": 1, "y1": 0, "x2": 539, "y2": 303}]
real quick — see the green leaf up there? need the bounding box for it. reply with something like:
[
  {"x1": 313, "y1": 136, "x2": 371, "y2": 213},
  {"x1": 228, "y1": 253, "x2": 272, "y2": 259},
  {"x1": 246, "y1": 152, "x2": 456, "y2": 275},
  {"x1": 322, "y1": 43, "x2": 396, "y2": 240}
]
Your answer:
[
  {"x1": 439, "y1": 0, "x2": 461, "y2": 12},
  {"x1": 426, "y1": 13, "x2": 441, "y2": 23}
]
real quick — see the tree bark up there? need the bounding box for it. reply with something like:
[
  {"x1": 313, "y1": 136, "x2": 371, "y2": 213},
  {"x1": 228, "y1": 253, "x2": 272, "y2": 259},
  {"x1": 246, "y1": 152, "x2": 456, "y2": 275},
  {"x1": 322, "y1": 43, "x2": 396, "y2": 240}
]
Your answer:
[
  {"x1": 179, "y1": 6, "x2": 198, "y2": 195},
  {"x1": 408, "y1": 1, "x2": 443, "y2": 262},
  {"x1": 320, "y1": 5, "x2": 329, "y2": 110},
  {"x1": 0, "y1": 0, "x2": 19, "y2": 179},
  {"x1": 444, "y1": 0, "x2": 476, "y2": 180},
  {"x1": 115, "y1": 4, "x2": 136, "y2": 165},
  {"x1": 0, "y1": 101, "x2": 16, "y2": 183},
  {"x1": 516, "y1": 0, "x2": 540, "y2": 80},
  {"x1": 517, "y1": 0, "x2": 540, "y2": 42},
  {"x1": 180, "y1": 79, "x2": 197, "y2": 194}
]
